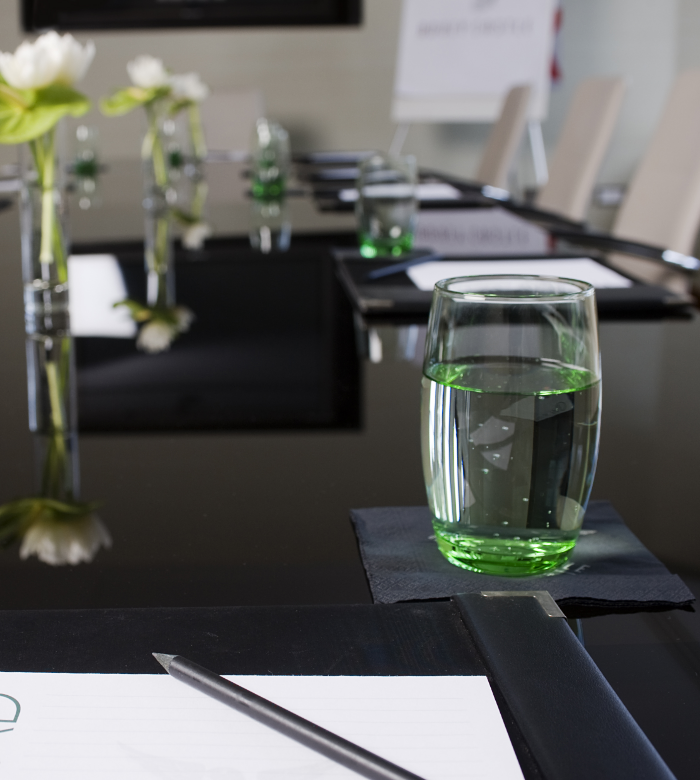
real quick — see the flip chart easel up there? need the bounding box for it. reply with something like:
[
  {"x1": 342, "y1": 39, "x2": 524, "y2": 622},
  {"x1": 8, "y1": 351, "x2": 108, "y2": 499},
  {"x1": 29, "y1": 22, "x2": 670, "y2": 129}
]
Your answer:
[{"x1": 391, "y1": 0, "x2": 557, "y2": 185}]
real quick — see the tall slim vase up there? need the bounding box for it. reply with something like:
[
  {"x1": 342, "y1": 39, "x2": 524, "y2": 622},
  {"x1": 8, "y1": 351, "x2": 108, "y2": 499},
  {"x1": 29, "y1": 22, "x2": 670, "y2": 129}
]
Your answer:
[
  {"x1": 21, "y1": 126, "x2": 69, "y2": 337},
  {"x1": 26, "y1": 332, "x2": 79, "y2": 503},
  {"x1": 142, "y1": 103, "x2": 175, "y2": 308}
]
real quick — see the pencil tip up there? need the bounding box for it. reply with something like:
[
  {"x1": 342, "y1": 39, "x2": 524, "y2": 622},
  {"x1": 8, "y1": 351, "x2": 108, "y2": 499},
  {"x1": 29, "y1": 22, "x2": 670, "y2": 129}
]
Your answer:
[{"x1": 152, "y1": 652, "x2": 176, "y2": 672}]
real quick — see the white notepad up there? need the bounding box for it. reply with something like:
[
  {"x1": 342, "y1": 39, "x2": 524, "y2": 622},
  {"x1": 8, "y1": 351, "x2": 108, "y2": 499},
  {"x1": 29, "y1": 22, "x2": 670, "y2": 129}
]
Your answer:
[
  {"x1": 407, "y1": 258, "x2": 633, "y2": 291},
  {"x1": 0, "y1": 673, "x2": 524, "y2": 779}
]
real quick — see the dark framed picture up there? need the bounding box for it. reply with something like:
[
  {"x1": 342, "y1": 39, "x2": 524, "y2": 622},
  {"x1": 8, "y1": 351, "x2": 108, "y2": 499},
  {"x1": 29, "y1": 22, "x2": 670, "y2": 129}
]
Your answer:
[{"x1": 23, "y1": 0, "x2": 362, "y2": 31}]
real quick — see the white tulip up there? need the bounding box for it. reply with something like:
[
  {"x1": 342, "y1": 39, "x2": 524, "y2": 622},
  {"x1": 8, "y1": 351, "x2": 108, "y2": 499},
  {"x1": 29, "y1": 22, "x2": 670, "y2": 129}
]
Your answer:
[
  {"x1": 0, "y1": 31, "x2": 94, "y2": 90},
  {"x1": 170, "y1": 72, "x2": 209, "y2": 103},
  {"x1": 20, "y1": 512, "x2": 111, "y2": 566},
  {"x1": 127, "y1": 55, "x2": 169, "y2": 89},
  {"x1": 137, "y1": 319, "x2": 176, "y2": 353},
  {"x1": 182, "y1": 221, "x2": 211, "y2": 250}
]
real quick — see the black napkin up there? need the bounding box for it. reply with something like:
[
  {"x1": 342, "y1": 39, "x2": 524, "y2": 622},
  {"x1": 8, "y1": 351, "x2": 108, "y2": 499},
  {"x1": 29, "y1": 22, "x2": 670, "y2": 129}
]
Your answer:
[{"x1": 350, "y1": 500, "x2": 694, "y2": 610}]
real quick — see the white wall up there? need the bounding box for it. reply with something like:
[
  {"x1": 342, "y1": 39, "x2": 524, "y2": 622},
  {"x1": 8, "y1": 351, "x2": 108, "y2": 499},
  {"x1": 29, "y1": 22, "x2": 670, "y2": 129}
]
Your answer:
[{"x1": 0, "y1": 0, "x2": 693, "y2": 201}]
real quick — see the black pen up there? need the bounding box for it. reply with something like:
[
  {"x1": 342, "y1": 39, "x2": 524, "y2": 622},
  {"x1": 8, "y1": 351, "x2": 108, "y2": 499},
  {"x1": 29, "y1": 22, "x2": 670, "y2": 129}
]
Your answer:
[
  {"x1": 365, "y1": 253, "x2": 443, "y2": 281},
  {"x1": 153, "y1": 653, "x2": 427, "y2": 780}
]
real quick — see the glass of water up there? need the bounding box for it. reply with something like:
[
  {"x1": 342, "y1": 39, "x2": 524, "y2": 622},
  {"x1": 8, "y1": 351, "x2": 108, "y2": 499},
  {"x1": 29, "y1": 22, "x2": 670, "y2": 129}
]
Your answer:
[
  {"x1": 356, "y1": 153, "x2": 417, "y2": 258},
  {"x1": 251, "y1": 118, "x2": 290, "y2": 200},
  {"x1": 421, "y1": 275, "x2": 601, "y2": 576}
]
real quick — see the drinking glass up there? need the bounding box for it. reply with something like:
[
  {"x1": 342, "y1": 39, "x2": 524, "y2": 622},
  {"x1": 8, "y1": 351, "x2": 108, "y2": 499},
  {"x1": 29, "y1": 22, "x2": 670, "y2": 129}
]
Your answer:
[
  {"x1": 421, "y1": 275, "x2": 601, "y2": 576},
  {"x1": 356, "y1": 154, "x2": 417, "y2": 258},
  {"x1": 251, "y1": 118, "x2": 290, "y2": 200}
]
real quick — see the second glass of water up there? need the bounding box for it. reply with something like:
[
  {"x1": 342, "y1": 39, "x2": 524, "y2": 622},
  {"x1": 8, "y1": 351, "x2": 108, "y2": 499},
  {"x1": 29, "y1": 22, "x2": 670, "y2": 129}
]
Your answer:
[
  {"x1": 356, "y1": 153, "x2": 417, "y2": 258},
  {"x1": 421, "y1": 275, "x2": 601, "y2": 576}
]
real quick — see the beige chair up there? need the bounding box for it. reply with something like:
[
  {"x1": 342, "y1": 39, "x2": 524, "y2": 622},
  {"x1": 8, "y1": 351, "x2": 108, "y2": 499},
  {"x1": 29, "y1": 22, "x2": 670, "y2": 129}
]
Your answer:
[
  {"x1": 200, "y1": 90, "x2": 265, "y2": 155},
  {"x1": 535, "y1": 77, "x2": 626, "y2": 222},
  {"x1": 613, "y1": 70, "x2": 700, "y2": 254},
  {"x1": 601, "y1": 70, "x2": 700, "y2": 292},
  {"x1": 474, "y1": 85, "x2": 532, "y2": 190}
]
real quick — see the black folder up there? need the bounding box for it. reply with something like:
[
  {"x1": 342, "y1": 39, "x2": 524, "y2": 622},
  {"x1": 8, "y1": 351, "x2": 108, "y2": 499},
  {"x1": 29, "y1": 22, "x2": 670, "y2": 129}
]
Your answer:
[
  {"x1": 0, "y1": 593, "x2": 674, "y2": 780},
  {"x1": 335, "y1": 254, "x2": 694, "y2": 323}
]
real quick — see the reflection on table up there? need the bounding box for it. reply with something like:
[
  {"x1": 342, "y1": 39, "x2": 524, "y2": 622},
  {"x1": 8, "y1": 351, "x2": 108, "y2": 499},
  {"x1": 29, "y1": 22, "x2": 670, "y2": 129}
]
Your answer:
[
  {"x1": 70, "y1": 240, "x2": 360, "y2": 431},
  {"x1": 0, "y1": 154, "x2": 699, "y2": 779}
]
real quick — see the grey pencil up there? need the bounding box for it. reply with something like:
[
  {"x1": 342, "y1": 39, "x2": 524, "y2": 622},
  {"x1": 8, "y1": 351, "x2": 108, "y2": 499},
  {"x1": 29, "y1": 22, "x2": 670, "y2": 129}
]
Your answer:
[{"x1": 153, "y1": 653, "x2": 427, "y2": 780}]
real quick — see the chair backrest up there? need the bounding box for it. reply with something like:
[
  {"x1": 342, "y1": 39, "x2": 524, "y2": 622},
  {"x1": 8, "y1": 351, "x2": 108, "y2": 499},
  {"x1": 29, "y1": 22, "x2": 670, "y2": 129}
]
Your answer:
[
  {"x1": 474, "y1": 84, "x2": 532, "y2": 190},
  {"x1": 613, "y1": 69, "x2": 700, "y2": 254},
  {"x1": 535, "y1": 77, "x2": 626, "y2": 222},
  {"x1": 200, "y1": 90, "x2": 266, "y2": 153}
]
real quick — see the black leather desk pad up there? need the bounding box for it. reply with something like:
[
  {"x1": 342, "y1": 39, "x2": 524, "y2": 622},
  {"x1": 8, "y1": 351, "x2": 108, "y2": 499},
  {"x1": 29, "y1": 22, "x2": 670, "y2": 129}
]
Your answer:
[
  {"x1": 335, "y1": 255, "x2": 693, "y2": 322},
  {"x1": 0, "y1": 597, "x2": 674, "y2": 780}
]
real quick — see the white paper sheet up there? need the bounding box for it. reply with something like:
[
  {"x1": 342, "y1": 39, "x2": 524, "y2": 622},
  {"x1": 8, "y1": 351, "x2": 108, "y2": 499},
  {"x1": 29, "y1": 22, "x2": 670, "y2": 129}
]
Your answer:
[
  {"x1": 393, "y1": 0, "x2": 556, "y2": 121},
  {"x1": 407, "y1": 259, "x2": 633, "y2": 291},
  {"x1": 68, "y1": 255, "x2": 137, "y2": 338},
  {"x1": 0, "y1": 673, "x2": 524, "y2": 779},
  {"x1": 338, "y1": 183, "x2": 463, "y2": 203}
]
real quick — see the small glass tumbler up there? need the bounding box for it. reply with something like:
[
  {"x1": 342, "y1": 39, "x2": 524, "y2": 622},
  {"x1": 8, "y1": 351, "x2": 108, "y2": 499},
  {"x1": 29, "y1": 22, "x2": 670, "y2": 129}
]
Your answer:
[
  {"x1": 251, "y1": 118, "x2": 290, "y2": 200},
  {"x1": 356, "y1": 154, "x2": 417, "y2": 258},
  {"x1": 421, "y1": 275, "x2": 601, "y2": 576}
]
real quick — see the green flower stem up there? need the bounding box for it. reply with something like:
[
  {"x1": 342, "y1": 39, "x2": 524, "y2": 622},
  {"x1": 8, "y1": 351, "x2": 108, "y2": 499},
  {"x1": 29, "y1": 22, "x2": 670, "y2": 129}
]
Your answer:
[
  {"x1": 52, "y1": 219, "x2": 68, "y2": 284},
  {"x1": 146, "y1": 214, "x2": 170, "y2": 273},
  {"x1": 155, "y1": 272, "x2": 168, "y2": 309},
  {"x1": 188, "y1": 104, "x2": 207, "y2": 162},
  {"x1": 192, "y1": 180, "x2": 208, "y2": 220},
  {"x1": 145, "y1": 213, "x2": 171, "y2": 308},
  {"x1": 38, "y1": 129, "x2": 56, "y2": 264},
  {"x1": 28, "y1": 129, "x2": 68, "y2": 283},
  {"x1": 155, "y1": 216, "x2": 170, "y2": 307},
  {"x1": 43, "y1": 359, "x2": 70, "y2": 500},
  {"x1": 144, "y1": 103, "x2": 168, "y2": 189}
]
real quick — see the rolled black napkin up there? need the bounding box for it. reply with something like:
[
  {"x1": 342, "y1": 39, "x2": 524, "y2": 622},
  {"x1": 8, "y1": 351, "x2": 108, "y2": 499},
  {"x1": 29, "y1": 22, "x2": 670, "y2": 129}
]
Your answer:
[{"x1": 350, "y1": 500, "x2": 694, "y2": 611}]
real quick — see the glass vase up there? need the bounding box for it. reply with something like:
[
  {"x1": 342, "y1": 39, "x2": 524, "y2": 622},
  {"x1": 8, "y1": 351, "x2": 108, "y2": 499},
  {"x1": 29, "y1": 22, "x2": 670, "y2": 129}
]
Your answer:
[
  {"x1": 26, "y1": 332, "x2": 79, "y2": 502},
  {"x1": 21, "y1": 126, "x2": 69, "y2": 335},
  {"x1": 141, "y1": 99, "x2": 174, "y2": 213},
  {"x1": 141, "y1": 103, "x2": 176, "y2": 308},
  {"x1": 145, "y1": 210, "x2": 174, "y2": 309}
]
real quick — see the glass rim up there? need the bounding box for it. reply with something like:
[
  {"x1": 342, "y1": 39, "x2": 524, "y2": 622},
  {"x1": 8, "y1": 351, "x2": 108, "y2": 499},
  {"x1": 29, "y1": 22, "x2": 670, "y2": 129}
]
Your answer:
[{"x1": 434, "y1": 274, "x2": 595, "y2": 302}]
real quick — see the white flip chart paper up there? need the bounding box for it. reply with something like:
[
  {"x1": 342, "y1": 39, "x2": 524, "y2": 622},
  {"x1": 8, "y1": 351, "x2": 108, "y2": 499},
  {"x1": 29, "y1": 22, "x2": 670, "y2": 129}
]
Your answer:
[
  {"x1": 0, "y1": 673, "x2": 525, "y2": 779},
  {"x1": 415, "y1": 208, "x2": 550, "y2": 256},
  {"x1": 407, "y1": 258, "x2": 634, "y2": 291},
  {"x1": 393, "y1": 0, "x2": 557, "y2": 122}
]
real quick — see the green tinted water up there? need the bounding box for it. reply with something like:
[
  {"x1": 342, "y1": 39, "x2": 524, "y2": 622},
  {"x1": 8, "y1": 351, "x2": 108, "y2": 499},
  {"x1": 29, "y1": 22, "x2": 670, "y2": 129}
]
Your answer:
[{"x1": 421, "y1": 358, "x2": 600, "y2": 575}]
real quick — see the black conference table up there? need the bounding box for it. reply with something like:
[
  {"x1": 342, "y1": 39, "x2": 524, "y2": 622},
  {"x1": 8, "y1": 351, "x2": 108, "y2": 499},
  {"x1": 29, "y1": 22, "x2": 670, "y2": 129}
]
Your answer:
[{"x1": 0, "y1": 160, "x2": 699, "y2": 779}]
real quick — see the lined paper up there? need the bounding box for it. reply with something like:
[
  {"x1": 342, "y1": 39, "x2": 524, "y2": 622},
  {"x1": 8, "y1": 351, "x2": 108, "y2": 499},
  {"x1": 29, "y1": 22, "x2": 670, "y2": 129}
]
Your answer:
[
  {"x1": 0, "y1": 673, "x2": 524, "y2": 779},
  {"x1": 407, "y1": 258, "x2": 634, "y2": 291}
]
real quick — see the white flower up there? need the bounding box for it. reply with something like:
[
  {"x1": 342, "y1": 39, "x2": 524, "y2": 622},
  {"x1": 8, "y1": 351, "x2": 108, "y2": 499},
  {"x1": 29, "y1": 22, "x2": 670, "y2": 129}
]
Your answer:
[
  {"x1": 174, "y1": 305, "x2": 194, "y2": 332},
  {"x1": 52, "y1": 33, "x2": 95, "y2": 86},
  {"x1": 0, "y1": 31, "x2": 94, "y2": 90},
  {"x1": 127, "y1": 55, "x2": 169, "y2": 89},
  {"x1": 170, "y1": 72, "x2": 209, "y2": 103},
  {"x1": 137, "y1": 319, "x2": 175, "y2": 353},
  {"x1": 20, "y1": 512, "x2": 111, "y2": 566},
  {"x1": 182, "y1": 221, "x2": 211, "y2": 250}
]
